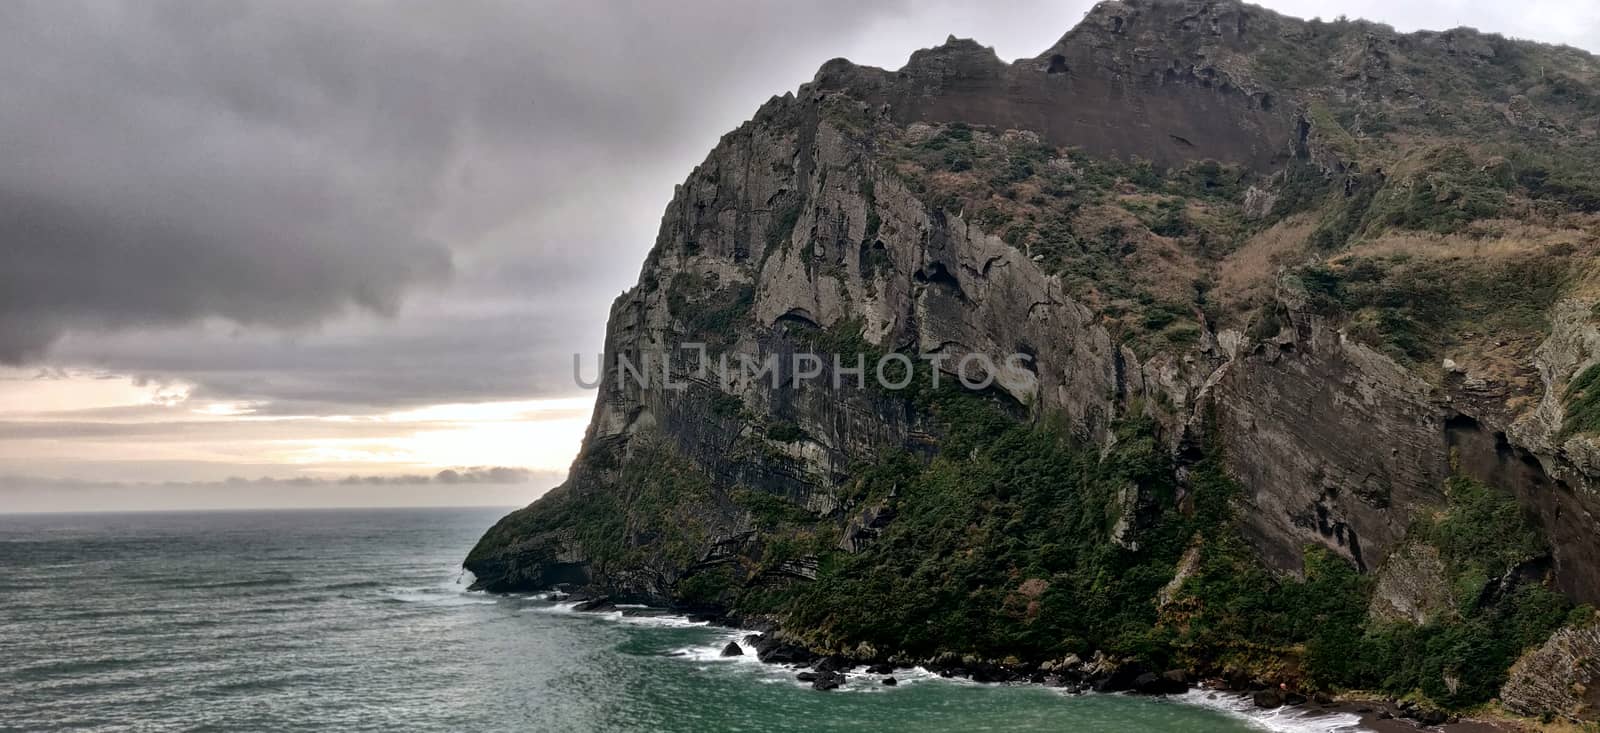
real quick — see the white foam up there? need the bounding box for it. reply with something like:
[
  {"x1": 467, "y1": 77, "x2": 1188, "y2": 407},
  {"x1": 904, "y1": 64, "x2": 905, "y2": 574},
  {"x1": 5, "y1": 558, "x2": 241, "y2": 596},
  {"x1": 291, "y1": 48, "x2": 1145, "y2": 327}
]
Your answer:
[
  {"x1": 381, "y1": 586, "x2": 498, "y2": 606},
  {"x1": 1173, "y1": 689, "x2": 1369, "y2": 733},
  {"x1": 824, "y1": 667, "x2": 940, "y2": 693},
  {"x1": 610, "y1": 611, "x2": 712, "y2": 629},
  {"x1": 670, "y1": 632, "x2": 762, "y2": 665},
  {"x1": 518, "y1": 600, "x2": 716, "y2": 630},
  {"x1": 377, "y1": 566, "x2": 502, "y2": 607},
  {"x1": 881, "y1": 666, "x2": 948, "y2": 685},
  {"x1": 700, "y1": 654, "x2": 960, "y2": 693}
]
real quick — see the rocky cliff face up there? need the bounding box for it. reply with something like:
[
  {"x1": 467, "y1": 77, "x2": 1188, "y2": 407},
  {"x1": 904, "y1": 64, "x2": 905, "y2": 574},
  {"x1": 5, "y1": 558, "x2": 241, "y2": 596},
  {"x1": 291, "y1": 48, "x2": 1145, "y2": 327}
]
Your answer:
[
  {"x1": 1503, "y1": 612, "x2": 1600, "y2": 722},
  {"x1": 468, "y1": 0, "x2": 1600, "y2": 717}
]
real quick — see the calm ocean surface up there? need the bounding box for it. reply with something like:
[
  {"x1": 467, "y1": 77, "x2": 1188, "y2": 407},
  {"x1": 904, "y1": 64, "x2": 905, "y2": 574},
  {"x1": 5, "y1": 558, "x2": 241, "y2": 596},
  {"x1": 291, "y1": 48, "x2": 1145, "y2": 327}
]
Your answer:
[{"x1": 0, "y1": 508, "x2": 1363, "y2": 732}]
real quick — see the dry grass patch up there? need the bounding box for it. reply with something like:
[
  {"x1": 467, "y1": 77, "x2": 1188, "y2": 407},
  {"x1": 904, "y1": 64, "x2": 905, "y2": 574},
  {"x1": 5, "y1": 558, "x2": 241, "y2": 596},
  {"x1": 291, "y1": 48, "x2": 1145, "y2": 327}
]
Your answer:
[{"x1": 1216, "y1": 214, "x2": 1317, "y2": 321}]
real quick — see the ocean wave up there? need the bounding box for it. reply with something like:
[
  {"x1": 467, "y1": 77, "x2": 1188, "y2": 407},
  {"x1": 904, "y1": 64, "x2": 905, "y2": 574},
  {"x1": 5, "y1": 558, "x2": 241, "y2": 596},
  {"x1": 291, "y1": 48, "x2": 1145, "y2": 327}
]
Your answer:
[
  {"x1": 381, "y1": 591, "x2": 498, "y2": 606},
  {"x1": 172, "y1": 576, "x2": 298, "y2": 590},
  {"x1": 521, "y1": 600, "x2": 715, "y2": 629},
  {"x1": 1173, "y1": 689, "x2": 1367, "y2": 733},
  {"x1": 667, "y1": 632, "x2": 758, "y2": 664},
  {"x1": 611, "y1": 610, "x2": 712, "y2": 629},
  {"x1": 522, "y1": 599, "x2": 583, "y2": 614},
  {"x1": 380, "y1": 578, "x2": 498, "y2": 607}
]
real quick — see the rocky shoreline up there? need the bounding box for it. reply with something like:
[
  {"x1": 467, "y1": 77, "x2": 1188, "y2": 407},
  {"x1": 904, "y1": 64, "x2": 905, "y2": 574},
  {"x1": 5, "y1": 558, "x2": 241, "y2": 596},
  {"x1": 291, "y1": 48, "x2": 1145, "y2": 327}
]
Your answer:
[{"x1": 545, "y1": 589, "x2": 1527, "y2": 732}]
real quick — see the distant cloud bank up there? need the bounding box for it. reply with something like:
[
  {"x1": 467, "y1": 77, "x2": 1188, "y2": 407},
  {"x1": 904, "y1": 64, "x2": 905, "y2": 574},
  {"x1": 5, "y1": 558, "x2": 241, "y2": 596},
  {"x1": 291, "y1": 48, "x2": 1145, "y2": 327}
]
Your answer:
[{"x1": 0, "y1": 466, "x2": 544, "y2": 492}]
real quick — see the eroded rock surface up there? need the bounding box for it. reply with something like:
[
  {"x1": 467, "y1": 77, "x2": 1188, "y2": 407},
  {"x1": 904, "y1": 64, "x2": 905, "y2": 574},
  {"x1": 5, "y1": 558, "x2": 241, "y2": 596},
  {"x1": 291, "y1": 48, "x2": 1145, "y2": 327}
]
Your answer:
[{"x1": 1502, "y1": 614, "x2": 1600, "y2": 722}]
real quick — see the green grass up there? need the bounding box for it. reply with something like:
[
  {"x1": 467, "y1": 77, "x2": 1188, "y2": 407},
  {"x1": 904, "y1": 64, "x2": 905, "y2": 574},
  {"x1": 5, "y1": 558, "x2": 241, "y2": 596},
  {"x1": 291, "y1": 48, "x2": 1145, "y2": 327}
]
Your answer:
[
  {"x1": 766, "y1": 199, "x2": 804, "y2": 250},
  {"x1": 764, "y1": 421, "x2": 806, "y2": 443},
  {"x1": 1562, "y1": 363, "x2": 1600, "y2": 436},
  {"x1": 666, "y1": 272, "x2": 756, "y2": 351},
  {"x1": 1292, "y1": 253, "x2": 1565, "y2": 367}
]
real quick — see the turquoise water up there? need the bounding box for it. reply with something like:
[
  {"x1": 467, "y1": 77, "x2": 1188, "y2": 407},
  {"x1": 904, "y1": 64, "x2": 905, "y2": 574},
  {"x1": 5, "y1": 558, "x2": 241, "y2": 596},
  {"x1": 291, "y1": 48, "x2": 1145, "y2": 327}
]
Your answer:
[{"x1": 0, "y1": 508, "x2": 1361, "y2": 731}]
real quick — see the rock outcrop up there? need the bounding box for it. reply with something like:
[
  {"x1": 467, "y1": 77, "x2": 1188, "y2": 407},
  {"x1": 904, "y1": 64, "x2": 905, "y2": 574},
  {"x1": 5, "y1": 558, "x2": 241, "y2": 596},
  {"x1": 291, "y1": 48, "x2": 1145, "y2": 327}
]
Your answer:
[
  {"x1": 467, "y1": 0, "x2": 1600, "y2": 717},
  {"x1": 1367, "y1": 542, "x2": 1454, "y2": 624},
  {"x1": 1502, "y1": 613, "x2": 1600, "y2": 722}
]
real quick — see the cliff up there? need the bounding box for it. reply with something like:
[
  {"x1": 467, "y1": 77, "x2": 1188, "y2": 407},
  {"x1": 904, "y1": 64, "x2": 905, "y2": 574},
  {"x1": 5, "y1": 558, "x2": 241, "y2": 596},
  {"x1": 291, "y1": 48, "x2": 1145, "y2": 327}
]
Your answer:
[{"x1": 467, "y1": 0, "x2": 1600, "y2": 718}]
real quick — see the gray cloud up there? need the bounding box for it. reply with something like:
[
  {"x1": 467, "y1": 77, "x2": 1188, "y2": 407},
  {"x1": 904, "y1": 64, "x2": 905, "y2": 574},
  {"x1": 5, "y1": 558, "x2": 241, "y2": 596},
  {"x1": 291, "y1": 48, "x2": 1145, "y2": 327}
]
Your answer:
[
  {"x1": 0, "y1": 1, "x2": 466, "y2": 361},
  {"x1": 2, "y1": 0, "x2": 1594, "y2": 445},
  {"x1": 0, "y1": 0, "x2": 948, "y2": 410}
]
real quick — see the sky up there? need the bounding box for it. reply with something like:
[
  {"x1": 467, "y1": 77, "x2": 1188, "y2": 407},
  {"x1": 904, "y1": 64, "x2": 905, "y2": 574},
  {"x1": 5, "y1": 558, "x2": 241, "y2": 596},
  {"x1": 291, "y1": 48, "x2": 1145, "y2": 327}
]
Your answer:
[{"x1": 1, "y1": 0, "x2": 1596, "y2": 512}]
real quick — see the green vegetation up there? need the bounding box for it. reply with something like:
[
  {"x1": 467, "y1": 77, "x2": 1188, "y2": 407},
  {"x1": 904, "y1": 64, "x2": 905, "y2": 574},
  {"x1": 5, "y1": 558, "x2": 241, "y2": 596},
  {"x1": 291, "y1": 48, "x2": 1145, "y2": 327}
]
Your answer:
[
  {"x1": 1171, "y1": 525, "x2": 1371, "y2": 685},
  {"x1": 1513, "y1": 146, "x2": 1600, "y2": 214},
  {"x1": 767, "y1": 199, "x2": 805, "y2": 250},
  {"x1": 1294, "y1": 148, "x2": 1525, "y2": 252},
  {"x1": 709, "y1": 390, "x2": 745, "y2": 418},
  {"x1": 1561, "y1": 363, "x2": 1600, "y2": 437},
  {"x1": 1365, "y1": 149, "x2": 1512, "y2": 235},
  {"x1": 888, "y1": 122, "x2": 1258, "y2": 352},
  {"x1": 666, "y1": 272, "x2": 756, "y2": 350},
  {"x1": 818, "y1": 94, "x2": 875, "y2": 134},
  {"x1": 1339, "y1": 477, "x2": 1567, "y2": 708},
  {"x1": 1422, "y1": 476, "x2": 1547, "y2": 607},
  {"x1": 1269, "y1": 163, "x2": 1335, "y2": 220},
  {"x1": 860, "y1": 172, "x2": 883, "y2": 244},
  {"x1": 754, "y1": 400, "x2": 1191, "y2": 659},
  {"x1": 764, "y1": 420, "x2": 806, "y2": 443},
  {"x1": 1305, "y1": 103, "x2": 1365, "y2": 162},
  {"x1": 1250, "y1": 21, "x2": 1351, "y2": 89},
  {"x1": 467, "y1": 441, "x2": 719, "y2": 576},
  {"x1": 1122, "y1": 196, "x2": 1192, "y2": 238},
  {"x1": 1167, "y1": 472, "x2": 1568, "y2": 708},
  {"x1": 677, "y1": 565, "x2": 737, "y2": 605},
  {"x1": 1306, "y1": 172, "x2": 1381, "y2": 250},
  {"x1": 721, "y1": 395, "x2": 1259, "y2": 666},
  {"x1": 1169, "y1": 159, "x2": 1250, "y2": 202},
  {"x1": 735, "y1": 487, "x2": 819, "y2": 529},
  {"x1": 699, "y1": 384, "x2": 1571, "y2": 710},
  {"x1": 1293, "y1": 252, "x2": 1565, "y2": 366}
]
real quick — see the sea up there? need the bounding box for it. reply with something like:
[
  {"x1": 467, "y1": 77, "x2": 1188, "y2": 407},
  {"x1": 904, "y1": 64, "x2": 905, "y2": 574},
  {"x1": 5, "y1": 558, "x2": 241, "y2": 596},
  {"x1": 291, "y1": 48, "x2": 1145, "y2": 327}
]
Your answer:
[{"x1": 0, "y1": 508, "x2": 1368, "y2": 732}]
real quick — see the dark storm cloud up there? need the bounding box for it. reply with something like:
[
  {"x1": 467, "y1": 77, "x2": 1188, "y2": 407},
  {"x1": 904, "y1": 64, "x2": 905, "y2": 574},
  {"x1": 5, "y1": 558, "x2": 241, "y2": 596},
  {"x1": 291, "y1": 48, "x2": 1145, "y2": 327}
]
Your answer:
[
  {"x1": 0, "y1": 1, "x2": 470, "y2": 361},
  {"x1": 0, "y1": 0, "x2": 916, "y2": 399}
]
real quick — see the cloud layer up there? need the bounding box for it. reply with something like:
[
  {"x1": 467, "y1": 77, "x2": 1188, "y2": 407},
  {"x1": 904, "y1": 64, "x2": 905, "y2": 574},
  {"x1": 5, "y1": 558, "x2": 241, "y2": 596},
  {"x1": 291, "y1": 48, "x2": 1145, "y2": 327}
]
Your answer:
[
  {"x1": 0, "y1": 3, "x2": 899, "y2": 441},
  {"x1": 0, "y1": 466, "x2": 544, "y2": 490},
  {"x1": 0, "y1": 2, "x2": 469, "y2": 361},
  {"x1": 0, "y1": 0, "x2": 1595, "y2": 498}
]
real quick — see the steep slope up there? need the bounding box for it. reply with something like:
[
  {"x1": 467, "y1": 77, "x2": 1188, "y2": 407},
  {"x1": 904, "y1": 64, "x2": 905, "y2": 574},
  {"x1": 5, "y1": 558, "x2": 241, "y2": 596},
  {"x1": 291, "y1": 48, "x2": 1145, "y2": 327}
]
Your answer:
[{"x1": 467, "y1": 0, "x2": 1600, "y2": 718}]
